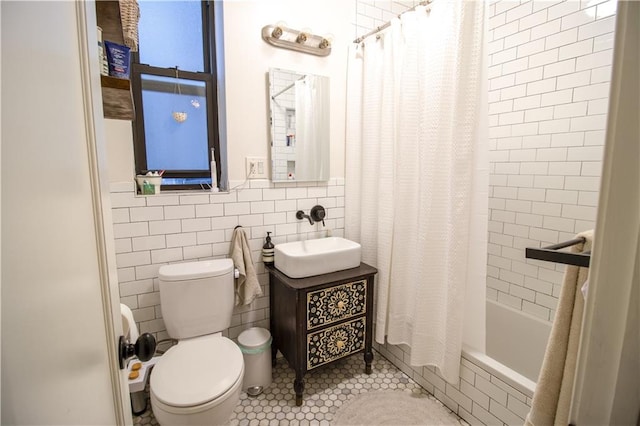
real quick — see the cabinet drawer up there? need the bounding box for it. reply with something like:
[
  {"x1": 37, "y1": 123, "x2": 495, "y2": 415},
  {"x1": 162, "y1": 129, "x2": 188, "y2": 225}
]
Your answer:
[
  {"x1": 307, "y1": 317, "x2": 366, "y2": 370},
  {"x1": 307, "y1": 280, "x2": 367, "y2": 330}
]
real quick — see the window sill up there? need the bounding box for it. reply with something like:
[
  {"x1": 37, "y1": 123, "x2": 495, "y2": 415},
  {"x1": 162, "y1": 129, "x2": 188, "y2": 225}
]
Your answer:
[{"x1": 134, "y1": 188, "x2": 229, "y2": 197}]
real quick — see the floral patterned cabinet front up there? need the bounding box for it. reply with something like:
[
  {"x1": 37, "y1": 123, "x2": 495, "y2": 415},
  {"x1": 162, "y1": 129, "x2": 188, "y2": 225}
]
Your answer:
[{"x1": 267, "y1": 263, "x2": 377, "y2": 406}]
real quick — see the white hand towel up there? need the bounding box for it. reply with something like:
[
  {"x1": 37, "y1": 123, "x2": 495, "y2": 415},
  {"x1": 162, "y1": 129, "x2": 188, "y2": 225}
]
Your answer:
[{"x1": 229, "y1": 227, "x2": 262, "y2": 306}]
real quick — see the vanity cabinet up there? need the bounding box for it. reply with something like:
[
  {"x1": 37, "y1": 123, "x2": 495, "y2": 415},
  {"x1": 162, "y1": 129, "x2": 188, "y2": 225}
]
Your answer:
[{"x1": 267, "y1": 263, "x2": 377, "y2": 406}]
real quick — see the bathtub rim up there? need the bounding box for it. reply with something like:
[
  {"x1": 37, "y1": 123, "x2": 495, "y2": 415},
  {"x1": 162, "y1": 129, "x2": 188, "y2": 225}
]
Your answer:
[{"x1": 462, "y1": 347, "x2": 536, "y2": 399}]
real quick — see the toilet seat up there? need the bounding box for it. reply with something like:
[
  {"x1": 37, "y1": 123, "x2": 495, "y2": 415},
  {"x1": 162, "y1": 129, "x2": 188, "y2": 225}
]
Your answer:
[
  {"x1": 150, "y1": 370, "x2": 243, "y2": 416},
  {"x1": 150, "y1": 334, "x2": 243, "y2": 408}
]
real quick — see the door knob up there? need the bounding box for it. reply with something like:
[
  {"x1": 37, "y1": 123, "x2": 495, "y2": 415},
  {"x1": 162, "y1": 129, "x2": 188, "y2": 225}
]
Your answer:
[{"x1": 118, "y1": 333, "x2": 156, "y2": 369}]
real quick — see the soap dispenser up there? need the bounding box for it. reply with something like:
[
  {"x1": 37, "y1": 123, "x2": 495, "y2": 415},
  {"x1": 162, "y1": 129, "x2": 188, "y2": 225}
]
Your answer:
[{"x1": 262, "y1": 232, "x2": 274, "y2": 265}]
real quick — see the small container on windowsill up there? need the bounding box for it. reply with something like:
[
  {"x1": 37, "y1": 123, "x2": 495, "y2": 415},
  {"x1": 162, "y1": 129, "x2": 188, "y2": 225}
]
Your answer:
[{"x1": 135, "y1": 175, "x2": 162, "y2": 195}]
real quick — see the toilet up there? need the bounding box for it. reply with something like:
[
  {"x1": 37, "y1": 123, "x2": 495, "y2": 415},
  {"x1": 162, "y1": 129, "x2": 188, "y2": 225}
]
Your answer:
[{"x1": 150, "y1": 259, "x2": 244, "y2": 425}]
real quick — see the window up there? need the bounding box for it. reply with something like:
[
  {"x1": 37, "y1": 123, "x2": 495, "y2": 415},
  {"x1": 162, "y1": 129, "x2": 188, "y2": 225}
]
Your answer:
[{"x1": 131, "y1": 1, "x2": 220, "y2": 190}]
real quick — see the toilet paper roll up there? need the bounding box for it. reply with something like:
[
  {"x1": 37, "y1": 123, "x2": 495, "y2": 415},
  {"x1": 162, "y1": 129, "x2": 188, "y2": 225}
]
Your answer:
[{"x1": 120, "y1": 303, "x2": 139, "y2": 342}]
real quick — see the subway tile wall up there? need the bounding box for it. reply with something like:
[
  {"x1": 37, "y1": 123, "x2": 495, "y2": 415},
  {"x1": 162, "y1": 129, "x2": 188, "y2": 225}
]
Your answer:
[
  {"x1": 353, "y1": 0, "x2": 419, "y2": 37},
  {"x1": 487, "y1": 0, "x2": 612, "y2": 321},
  {"x1": 111, "y1": 179, "x2": 345, "y2": 342}
]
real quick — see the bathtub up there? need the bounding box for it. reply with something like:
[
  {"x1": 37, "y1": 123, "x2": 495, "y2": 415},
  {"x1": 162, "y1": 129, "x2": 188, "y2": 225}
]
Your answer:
[
  {"x1": 485, "y1": 299, "x2": 551, "y2": 383},
  {"x1": 450, "y1": 300, "x2": 552, "y2": 423},
  {"x1": 375, "y1": 299, "x2": 553, "y2": 424}
]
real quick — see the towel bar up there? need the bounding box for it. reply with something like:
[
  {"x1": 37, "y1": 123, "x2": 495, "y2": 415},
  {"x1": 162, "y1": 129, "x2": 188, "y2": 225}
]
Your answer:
[{"x1": 525, "y1": 237, "x2": 591, "y2": 268}]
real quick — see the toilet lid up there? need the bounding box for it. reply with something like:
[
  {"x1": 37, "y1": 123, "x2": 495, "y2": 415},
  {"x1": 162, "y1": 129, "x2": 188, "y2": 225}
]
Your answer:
[{"x1": 150, "y1": 335, "x2": 243, "y2": 407}]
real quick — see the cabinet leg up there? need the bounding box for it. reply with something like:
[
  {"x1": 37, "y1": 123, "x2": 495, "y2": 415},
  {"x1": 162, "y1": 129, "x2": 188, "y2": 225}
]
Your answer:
[
  {"x1": 293, "y1": 374, "x2": 305, "y2": 406},
  {"x1": 364, "y1": 350, "x2": 374, "y2": 374}
]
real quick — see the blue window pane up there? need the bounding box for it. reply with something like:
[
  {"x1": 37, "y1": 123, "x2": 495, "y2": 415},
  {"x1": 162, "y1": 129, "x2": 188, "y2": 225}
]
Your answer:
[
  {"x1": 141, "y1": 74, "x2": 209, "y2": 171},
  {"x1": 138, "y1": 1, "x2": 204, "y2": 72}
]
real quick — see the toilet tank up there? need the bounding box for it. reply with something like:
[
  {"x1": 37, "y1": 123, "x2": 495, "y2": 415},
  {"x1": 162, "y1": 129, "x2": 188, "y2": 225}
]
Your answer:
[{"x1": 158, "y1": 259, "x2": 235, "y2": 340}]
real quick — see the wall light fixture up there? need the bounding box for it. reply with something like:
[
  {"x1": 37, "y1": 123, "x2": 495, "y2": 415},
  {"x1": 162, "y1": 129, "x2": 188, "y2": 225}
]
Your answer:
[{"x1": 262, "y1": 24, "x2": 331, "y2": 57}]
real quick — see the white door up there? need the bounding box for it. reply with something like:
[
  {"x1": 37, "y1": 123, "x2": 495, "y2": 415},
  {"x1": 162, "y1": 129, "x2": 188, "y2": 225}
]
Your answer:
[
  {"x1": 570, "y1": 1, "x2": 640, "y2": 423},
  {"x1": 1, "y1": 1, "x2": 130, "y2": 424}
]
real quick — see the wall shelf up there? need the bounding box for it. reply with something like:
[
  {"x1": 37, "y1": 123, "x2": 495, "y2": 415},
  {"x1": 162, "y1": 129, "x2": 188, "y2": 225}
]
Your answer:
[
  {"x1": 100, "y1": 80, "x2": 134, "y2": 120},
  {"x1": 96, "y1": 1, "x2": 134, "y2": 120},
  {"x1": 101, "y1": 75, "x2": 130, "y2": 91}
]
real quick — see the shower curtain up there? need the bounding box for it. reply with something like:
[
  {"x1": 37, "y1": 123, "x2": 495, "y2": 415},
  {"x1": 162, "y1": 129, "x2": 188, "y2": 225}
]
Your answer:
[
  {"x1": 345, "y1": 1, "x2": 488, "y2": 383},
  {"x1": 295, "y1": 75, "x2": 329, "y2": 181}
]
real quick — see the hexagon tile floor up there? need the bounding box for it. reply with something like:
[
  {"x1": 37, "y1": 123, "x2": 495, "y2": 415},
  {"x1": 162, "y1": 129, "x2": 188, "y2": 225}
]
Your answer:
[{"x1": 133, "y1": 350, "x2": 464, "y2": 426}]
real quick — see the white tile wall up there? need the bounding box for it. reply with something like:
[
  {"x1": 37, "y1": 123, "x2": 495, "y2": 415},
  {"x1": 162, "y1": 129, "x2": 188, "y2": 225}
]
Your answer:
[
  {"x1": 111, "y1": 179, "x2": 345, "y2": 341},
  {"x1": 488, "y1": 0, "x2": 611, "y2": 322},
  {"x1": 353, "y1": 0, "x2": 419, "y2": 38}
]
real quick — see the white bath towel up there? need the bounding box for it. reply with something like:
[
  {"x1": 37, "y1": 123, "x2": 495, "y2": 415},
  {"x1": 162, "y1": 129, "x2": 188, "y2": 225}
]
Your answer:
[
  {"x1": 525, "y1": 230, "x2": 593, "y2": 426},
  {"x1": 229, "y1": 227, "x2": 262, "y2": 306}
]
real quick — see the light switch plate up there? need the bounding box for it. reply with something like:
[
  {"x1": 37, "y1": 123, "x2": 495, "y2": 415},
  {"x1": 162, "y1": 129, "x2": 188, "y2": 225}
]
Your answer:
[{"x1": 246, "y1": 157, "x2": 268, "y2": 179}]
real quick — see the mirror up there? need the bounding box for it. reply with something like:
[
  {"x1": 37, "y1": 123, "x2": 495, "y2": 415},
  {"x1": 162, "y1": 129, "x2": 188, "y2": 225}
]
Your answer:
[{"x1": 268, "y1": 68, "x2": 330, "y2": 182}]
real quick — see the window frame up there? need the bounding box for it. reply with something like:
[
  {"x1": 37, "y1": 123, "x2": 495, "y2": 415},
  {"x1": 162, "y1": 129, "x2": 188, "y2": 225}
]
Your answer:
[{"x1": 130, "y1": 1, "x2": 221, "y2": 191}]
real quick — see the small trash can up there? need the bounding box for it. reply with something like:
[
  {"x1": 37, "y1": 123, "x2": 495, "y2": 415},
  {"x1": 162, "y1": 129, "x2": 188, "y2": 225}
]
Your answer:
[
  {"x1": 130, "y1": 391, "x2": 146, "y2": 415},
  {"x1": 237, "y1": 327, "x2": 272, "y2": 396}
]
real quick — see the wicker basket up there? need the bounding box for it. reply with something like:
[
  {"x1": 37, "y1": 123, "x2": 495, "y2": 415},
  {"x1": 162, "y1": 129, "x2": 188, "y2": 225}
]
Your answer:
[{"x1": 118, "y1": 0, "x2": 140, "y2": 52}]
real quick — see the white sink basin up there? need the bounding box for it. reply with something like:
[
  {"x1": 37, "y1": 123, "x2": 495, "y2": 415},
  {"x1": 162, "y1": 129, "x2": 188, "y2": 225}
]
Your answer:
[{"x1": 274, "y1": 237, "x2": 361, "y2": 278}]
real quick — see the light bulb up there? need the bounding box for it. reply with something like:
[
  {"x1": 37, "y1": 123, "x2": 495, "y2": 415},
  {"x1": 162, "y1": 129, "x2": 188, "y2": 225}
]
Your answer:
[
  {"x1": 296, "y1": 32, "x2": 308, "y2": 43},
  {"x1": 272, "y1": 26, "x2": 283, "y2": 39},
  {"x1": 319, "y1": 33, "x2": 334, "y2": 49},
  {"x1": 297, "y1": 27, "x2": 312, "y2": 44},
  {"x1": 271, "y1": 21, "x2": 288, "y2": 39}
]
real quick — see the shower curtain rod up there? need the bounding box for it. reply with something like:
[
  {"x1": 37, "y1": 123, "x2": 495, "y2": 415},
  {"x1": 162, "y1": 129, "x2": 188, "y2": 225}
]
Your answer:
[
  {"x1": 352, "y1": 0, "x2": 433, "y2": 44},
  {"x1": 271, "y1": 75, "x2": 307, "y2": 100}
]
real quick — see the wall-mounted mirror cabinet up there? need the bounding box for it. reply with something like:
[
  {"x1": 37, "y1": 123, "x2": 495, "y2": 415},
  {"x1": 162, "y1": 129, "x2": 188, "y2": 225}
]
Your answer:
[{"x1": 268, "y1": 68, "x2": 330, "y2": 182}]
